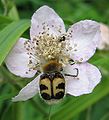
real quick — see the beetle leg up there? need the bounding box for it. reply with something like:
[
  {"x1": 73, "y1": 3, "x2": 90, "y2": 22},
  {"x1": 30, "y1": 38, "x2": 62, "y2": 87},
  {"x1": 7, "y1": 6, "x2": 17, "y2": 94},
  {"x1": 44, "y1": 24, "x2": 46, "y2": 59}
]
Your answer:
[{"x1": 64, "y1": 68, "x2": 79, "y2": 77}]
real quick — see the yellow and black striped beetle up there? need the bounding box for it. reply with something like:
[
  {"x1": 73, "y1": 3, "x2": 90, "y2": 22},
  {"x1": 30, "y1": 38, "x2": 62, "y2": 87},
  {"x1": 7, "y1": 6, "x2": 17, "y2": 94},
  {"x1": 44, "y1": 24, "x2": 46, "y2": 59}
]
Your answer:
[{"x1": 39, "y1": 60, "x2": 65, "y2": 104}]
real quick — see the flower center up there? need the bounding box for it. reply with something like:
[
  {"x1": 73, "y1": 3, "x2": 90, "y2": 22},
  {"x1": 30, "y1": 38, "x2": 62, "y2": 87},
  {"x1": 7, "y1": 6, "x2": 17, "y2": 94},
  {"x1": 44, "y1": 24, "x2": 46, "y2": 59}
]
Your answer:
[
  {"x1": 24, "y1": 23, "x2": 72, "y2": 72},
  {"x1": 33, "y1": 33, "x2": 65, "y2": 60}
]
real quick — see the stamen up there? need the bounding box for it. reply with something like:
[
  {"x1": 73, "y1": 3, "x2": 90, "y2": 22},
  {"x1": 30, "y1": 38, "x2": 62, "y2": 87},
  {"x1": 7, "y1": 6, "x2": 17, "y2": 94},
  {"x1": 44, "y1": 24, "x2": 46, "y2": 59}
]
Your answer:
[{"x1": 24, "y1": 22, "x2": 74, "y2": 71}]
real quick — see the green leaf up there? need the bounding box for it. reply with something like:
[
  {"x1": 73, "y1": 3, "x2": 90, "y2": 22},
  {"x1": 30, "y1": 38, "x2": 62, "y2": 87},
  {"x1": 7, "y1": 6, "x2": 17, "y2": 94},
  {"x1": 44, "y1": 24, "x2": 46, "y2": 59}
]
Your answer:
[
  {"x1": 90, "y1": 95, "x2": 109, "y2": 120},
  {"x1": 0, "y1": 20, "x2": 30, "y2": 66},
  {"x1": 8, "y1": 5, "x2": 19, "y2": 20},
  {"x1": 0, "y1": 94, "x2": 14, "y2": 102},
  {"x1": 0, "y1": 15, "x2": 12, "y2": 30}
]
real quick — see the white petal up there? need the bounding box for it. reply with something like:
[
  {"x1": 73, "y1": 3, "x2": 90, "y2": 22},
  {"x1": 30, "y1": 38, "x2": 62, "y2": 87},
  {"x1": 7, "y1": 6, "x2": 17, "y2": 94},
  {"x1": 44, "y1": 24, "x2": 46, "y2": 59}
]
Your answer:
[
  {"x1": 67, "y1": 20, "x2": 101, "y2": 62},
  {"x1": 5, "y1": 38, "x2": 37, "y2": 78},
  {"x1": 12, "y1": 75, "x2": 40, "y2": 102},
  {"x1": 98, "y1": 23, "x2": 109, "y2": 50},
  {"x1": 30, "y1": 5, "x2": 65, "y2": 39},
  {"x1": 63, "y1": 63, "x2": 101, "y2": 96}
]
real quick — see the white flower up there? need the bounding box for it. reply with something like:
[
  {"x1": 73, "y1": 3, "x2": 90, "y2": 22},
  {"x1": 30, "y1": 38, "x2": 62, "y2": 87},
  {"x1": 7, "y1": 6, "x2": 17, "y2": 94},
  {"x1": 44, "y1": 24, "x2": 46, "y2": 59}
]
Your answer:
[{"x1": 5, "y1": 5, "x2": 101, "y2": 102}]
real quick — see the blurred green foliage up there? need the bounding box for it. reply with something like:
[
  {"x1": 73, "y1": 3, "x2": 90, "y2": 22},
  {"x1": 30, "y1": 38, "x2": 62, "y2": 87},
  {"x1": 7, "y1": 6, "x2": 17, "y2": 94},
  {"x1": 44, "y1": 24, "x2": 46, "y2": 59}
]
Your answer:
[{"x1": 0, "y1": 0, "x2": 109, "y2": 120}]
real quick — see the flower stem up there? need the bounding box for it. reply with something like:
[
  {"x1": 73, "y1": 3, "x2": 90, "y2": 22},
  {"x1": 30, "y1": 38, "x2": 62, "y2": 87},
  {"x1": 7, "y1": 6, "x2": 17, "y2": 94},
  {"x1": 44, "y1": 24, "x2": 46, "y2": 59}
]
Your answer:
[{"x1": 48, "y1": 105, "x2": 52, "y2": 120}]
